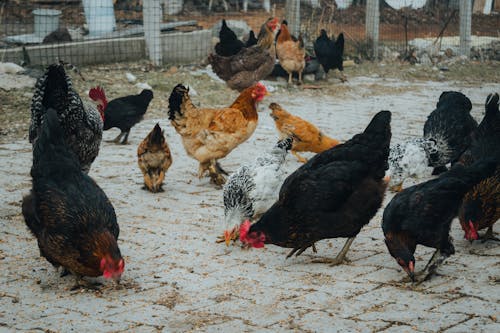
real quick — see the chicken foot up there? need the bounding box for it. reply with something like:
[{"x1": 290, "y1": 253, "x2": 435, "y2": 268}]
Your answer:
[
  {"x1": 108, "y1": 131, "x2": 125, "y2": 143},
  {"x1": 208, "y1": 161, "x2": 226, "y2": 186},
  {"x1": 292, "y1": 151, "x2": 308, "y2": 163},
  {"x1": 70, "y1": 276, "x2": 102, "y2": 291},
  {"x1": 481, "y1": 227, "x2": 500, "y2": 243},
  {"x1": 120, "y1": 130, "x2": 131, "y2": 145},
  {"x1": 286, "y1": 243, "x2": 318, "y2": 258},
  {"x1": 311, "y1": 237, "x2": 355, "y2": 266},
  {"x1": 415, "y1": 249, "x2": 449, "y2": 284}
]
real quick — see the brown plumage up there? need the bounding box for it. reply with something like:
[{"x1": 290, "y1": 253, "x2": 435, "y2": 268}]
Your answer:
[
  {"x1": 269, "y1": 102, "x2": 340, "y2": 163},
  {"x1": 168, "y1": 83, "x2": 268, "y2": 185},
  {"x1": 22, "y1": 108, "x2": 124, "y2": 285},
  {"x1": 276, "y1": 22, "x2": 305, "y2": 85},
  {"x1": 208, "y1": 17, "x2": 280, "y2": 91},
  {"x1": 138, "y1": 123, "x2": 172, "y2": 193}
]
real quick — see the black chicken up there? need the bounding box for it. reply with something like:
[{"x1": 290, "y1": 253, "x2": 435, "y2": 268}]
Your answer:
[
  {"x1": 89, "y1": 87, "x2": 153, "y2": 144},
  {"x1": 313, "y1": 30, "x2": 345, "y2": 81},
  {"x1": 458, "y1": 93, "x2": 500, "y2": 242},
  {"x1": 245, "y1": 30, "x2": 258, "y2": 47},
  {"x1": 423, "y1": 91, "x2": 478, "y2": 175},
  {"x1": 22, "y1": 108, "x2": 124, "y2": 287},
  {"x1": 30, "y1": 63, "x2": 103, "y2": 174},
  {"x1": 382, "y1": 160, "x2": 496, "y2": 282},
  {"x1": 240, "y1": 111, "x2": 391, "y2": 265},
  {"x1": 214, "y1": 19, "x2": 245, "y2": 57}
]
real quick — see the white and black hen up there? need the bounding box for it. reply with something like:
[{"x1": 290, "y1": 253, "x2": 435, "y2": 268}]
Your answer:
[
  {"x1": 388, "y1": 137, "x2": 436, "y2": 191},
  {"x1": 220, "y1": 137, "x2": 292, "y2": 246}
]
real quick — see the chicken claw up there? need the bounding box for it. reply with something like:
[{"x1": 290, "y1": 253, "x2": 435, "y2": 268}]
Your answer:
[{"x1": 311, "y1": 237, "x2": 355, "y2": 266}]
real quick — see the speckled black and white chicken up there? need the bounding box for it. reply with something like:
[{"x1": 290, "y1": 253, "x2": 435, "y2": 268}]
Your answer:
[
  {"x1": 29, "y1": 63, "x2": 103, "y2": 173},
  {"x1": 219, "y1": 137, "x2": 292, "y2": 246},
  {"x1": 387, "y1": 137, "x2": 436, "y2": 191},
  {"x1": 423, "y1": 91, "x2": 478, "y2": 175}
]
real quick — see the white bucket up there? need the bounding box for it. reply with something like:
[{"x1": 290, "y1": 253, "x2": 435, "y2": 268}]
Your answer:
[
  {"x1": 33, "y1": 9, "x2": 61, "y2": 38},
  {"x1": 82, "y1": 0, "x2": 116, "y2": 36}
]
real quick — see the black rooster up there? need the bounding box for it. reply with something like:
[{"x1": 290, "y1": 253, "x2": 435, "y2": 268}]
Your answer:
[
  {"x1": 423, "y1": 91, "x2": 478, "y2": 175},
  {"x1": 313, "y1": 30, "x2": 345, "y2": 81},
  {"x1": 382, "y1": 160, "x2": 496, "y2": 282},
  {"x1": 214, "y1": 19, "x2": 245, "y2": 57},
  {"x1": 89, "y1": 87, "x2": 153, "y2": 144},
  {"x1": 241, "y1": 111, "x2": 391, "y2": 265},
  {"x1": 22, "y1": 108, "x2": 124, "y2": 287}
]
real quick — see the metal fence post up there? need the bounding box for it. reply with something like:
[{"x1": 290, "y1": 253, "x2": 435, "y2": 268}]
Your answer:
[
  {"x1": 143, "y1": 0, "x2": 162, "y2": 66},
  {"x1": 366, "y1": 0, "x2": 380, "y2": 60},
  {"x1": 459, "y1": 0, "x2": 472, "y2": 58},
  {"x1": 285, "y1": 0, "x2": 300, "y2": 37}
]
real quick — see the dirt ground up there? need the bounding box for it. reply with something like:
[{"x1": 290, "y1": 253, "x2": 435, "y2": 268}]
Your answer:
[{"x1": 0, "y1": 61, "x2": 499, "y2": 332}]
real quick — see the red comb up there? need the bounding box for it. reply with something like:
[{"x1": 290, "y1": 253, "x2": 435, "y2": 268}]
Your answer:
[
  {"x1": 239, "y1": 220, "x2": 251, "y2": 242},
  {"x1": 89, "y1": 86, "x2": 106, "y2": 102}
]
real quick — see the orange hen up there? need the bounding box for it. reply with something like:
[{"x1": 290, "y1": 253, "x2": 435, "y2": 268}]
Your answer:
[
  {"x1": 276, "y1": 22, "x2": 306, "y2": 85},
  {"x1": 168, "y1": 83, "x2": 268, "y2": 185},
  {"x1": 269, "y1": 102, "x2": 340, "y2": 163}
]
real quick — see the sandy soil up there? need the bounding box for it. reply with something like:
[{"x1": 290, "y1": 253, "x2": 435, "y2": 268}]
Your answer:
[{"x1": 0, "y1": 65, "x2": 499, "y2": 332}]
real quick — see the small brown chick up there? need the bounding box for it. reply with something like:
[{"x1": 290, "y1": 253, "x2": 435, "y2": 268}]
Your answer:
[
  {"x1": 269, "y1": 102, "x2": 340, "y2": 163},
  {"x1": 138, "y1": 123, "x2": 172, "y2": 192}
]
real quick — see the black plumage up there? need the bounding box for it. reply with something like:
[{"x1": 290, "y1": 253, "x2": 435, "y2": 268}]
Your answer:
[
  {"x1": 241, "y1": 111, "x2": 391, "y2": 264},
  {"x1": 423, "y1": 91, "x2": 478, "y2": 174},
  {"x1": 22, "y1": 108, "x2": 123, "y2": 282},
  {"x1": 214, "y1": 19, "x2": 245, "y2": 57},
  {"x1": 382, "y1": 159, "x2": 497, "y2": 282},
  {"x1": 245, "y1": 30, "x2": 258, "y2": 47},
  {"x1": 313, "y1": 30, "x2": 344, "y2": 78}
]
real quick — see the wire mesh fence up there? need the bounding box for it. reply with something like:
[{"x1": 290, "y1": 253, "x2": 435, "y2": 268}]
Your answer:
[{"x1": 0, "y1": 0, "x2": 498, "y2": 67}]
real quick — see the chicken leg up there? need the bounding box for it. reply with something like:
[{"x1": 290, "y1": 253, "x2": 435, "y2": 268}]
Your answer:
[
  {"x1": 108, "y1": 131, "x2": 125, "y2": 143},
  {"x1": 208, "y1": 160, "x2": 226, "y2": 186},
  {"x1": 120, "y1": 130, "x2": 131, "y2": 145},
  {"x1": 292, "y1": 151, "x2": 308, "y2": 163},
  {"x1": 481, "y1": 227, "x2": 500, "y2": 243},
  {"x1": 286, "y1": 243, "x2": 318, "y2": 258},
  {"x1": 416, "y1": 249, "x2": 449, "y2": 284},
  {"x1": 312, "y1": 237, "x2": 355, "y2": 266}
]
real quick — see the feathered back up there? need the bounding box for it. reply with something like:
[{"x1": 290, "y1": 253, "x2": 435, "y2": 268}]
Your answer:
[
  {"x1": 306, "y1": 110, "x2": 391, "y2": 180},
  {"x1": 436, "y1": 91, "x2": 472, "y2": 111},
  {"x1": 32, "y1": 108, "x2": 80, "y2": 177},
  {"x1": 168, "y1": 84, "x2": 189, "y2": 120}
]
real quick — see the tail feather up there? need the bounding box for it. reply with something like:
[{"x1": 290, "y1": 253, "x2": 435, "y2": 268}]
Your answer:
[
  {"x1": 484, "y1": 92, "x2": 499, "y2": 122},
  {"x1": 168, "y1": 84, "x2": 188, "y2": 120},
  {"x1": 42, "y1": 64, "x2": 70, "y2": 111},
  {"x1": 335, "y1": 33, "x2": 344, "y2": 55},
  {"x1": 148, "y1": 123, "x2": 164, "y2": 145}
]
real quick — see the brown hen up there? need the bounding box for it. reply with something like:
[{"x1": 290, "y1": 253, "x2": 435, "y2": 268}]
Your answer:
[
  {"x1": 269, "y1": 102, "x2": 340, "y2": 163},
  {"x1": 208, "y1": 17, "x2": 279, "y2": 91},
  {"x1": 276, "y1": 22, "x2": 305, "y2": 85},
  {"x1": 168, "y1": 83, "x2": 268, "y2": 185},
  {"x1": 138, "y1": 123, "x2": 173, "y2": 193}
]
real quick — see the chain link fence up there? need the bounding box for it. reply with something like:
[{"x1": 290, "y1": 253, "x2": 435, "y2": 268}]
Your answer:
[{"x1": 0, "y1": 0, "x2": 498, "y2": 66}]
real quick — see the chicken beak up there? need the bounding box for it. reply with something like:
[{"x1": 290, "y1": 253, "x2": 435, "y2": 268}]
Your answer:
[
  {"x1": 407, "y1": 261, "x2": 415, "y2": 282},
  {"x1": 224, "y1": 230, "x2": 231, "y2": 247}
]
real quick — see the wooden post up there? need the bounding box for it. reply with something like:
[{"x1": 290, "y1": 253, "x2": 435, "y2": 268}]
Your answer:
[
  {"x1": 285, "y1": 0, "x2": 300, "y2": 37},
  {"x1": 459, "y1": 0, "x2": 472, "y2": 58},
  {"x1": 143, "y1": 0, "x2": 162, "y2": 66},
  {"x1": 365, "y1": 0, "x2": 379, "y2": 59}
]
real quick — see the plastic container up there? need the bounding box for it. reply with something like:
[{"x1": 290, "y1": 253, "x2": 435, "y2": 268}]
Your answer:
[
  {"x1": 82, "y1": 0, "x2": 116, "y2": 36},
  {"x1": 33, "y1": 9, "x2": 61, "y2": 38}
]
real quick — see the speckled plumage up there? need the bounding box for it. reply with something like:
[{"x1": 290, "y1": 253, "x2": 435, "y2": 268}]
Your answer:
[
  {"x1": 423, "y1": 91, "x2": 477, "y2": 172},
  {"x1": 223, "y1": 137, "x2": 292, "y2": 233},
  {"x1": 388, "y1": 137, "x2": 436, "y2": 188},
  {"x1": 29, "y1": 63, "x2": 103, "y2": 173}
]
